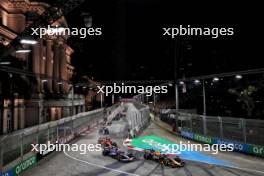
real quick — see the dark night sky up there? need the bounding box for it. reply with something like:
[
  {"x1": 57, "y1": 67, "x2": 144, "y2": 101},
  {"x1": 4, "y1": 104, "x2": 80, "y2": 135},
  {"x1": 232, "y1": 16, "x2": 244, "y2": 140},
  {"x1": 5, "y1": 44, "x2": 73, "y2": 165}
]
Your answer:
[{"x1": 62, "y1": 0, "x2": 264, "y2": 81}]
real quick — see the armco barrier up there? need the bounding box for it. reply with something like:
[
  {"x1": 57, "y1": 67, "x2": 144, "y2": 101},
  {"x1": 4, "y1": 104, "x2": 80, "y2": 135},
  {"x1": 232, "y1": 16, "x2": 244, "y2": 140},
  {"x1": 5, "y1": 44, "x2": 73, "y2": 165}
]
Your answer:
[
  {"x1": 157, "y1": 110, "x2": 264, "y2": 158},
  {"x1": 0, "y1": 105, "x2": 119, "y2": 175},
  {"x1": 160, "y1": 111, "x2": 264, "y2": 146},
  {"x1": 0, "y1": 119, "x2": 100, "y2": 175},
  {"x1": 180, "y1": 130, "x2": 264, "y2": 157}
]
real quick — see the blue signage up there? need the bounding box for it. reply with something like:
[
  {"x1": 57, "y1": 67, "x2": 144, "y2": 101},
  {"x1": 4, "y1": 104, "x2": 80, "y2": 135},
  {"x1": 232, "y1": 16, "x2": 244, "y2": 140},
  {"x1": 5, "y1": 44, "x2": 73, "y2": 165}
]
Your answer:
[
  {"x1": 181, "y1": 131, "x2": 194, "y2": 139},
  {"x1": 214, "y1": 138, "x2": 249, "y2": 153},
  {"x1": 1, "y1": 169, "x2": 13, "y2": 176},
  {"x1": 179, "y1": 131, "x2": 255, "y2": 156}
]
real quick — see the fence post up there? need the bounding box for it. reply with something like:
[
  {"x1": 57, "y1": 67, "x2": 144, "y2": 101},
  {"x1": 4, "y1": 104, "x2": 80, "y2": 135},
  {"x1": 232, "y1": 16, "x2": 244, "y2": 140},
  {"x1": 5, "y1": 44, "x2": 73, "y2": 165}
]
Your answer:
[
  {"x1": 36, "y1": 127, "x2": 39, "y2": 149},
  {"x1": 218, "y1": 116, "x2": 223, "y2": 139},
  {"x1": 202, "y1": 115, "x2": 207, "y2": 135},
  {"x1": 71, "y1": 117, "x2": 74, "y2": 136},
  {"x1": 189, "y1": 114, "x2": 193, "y2": 132},
  {"x1": 56, "y1": 121, "x2": 59, "y2": 142},
  {"x1": 20, "y1": 133, "x2": 24, "y2": 162},
  {"x1": 0, "y1": 138, "x2": 3, "y2": 171},
  {"x1": 63, "y1": 120, "x2": 66, "y2": 141},
  {"x1": 47, "y1": 124, "x2": 50, "y2": 141},
  {"x1": 242, "y1": 119, "x2": 247, "y2": 143}
]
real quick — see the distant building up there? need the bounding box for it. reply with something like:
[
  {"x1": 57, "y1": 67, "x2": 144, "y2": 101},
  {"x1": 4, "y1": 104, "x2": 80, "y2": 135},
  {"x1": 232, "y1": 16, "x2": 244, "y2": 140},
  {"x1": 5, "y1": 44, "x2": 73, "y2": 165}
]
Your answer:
[{"x1": 0, "y1": 0, "x2": 86, "y2": 134}]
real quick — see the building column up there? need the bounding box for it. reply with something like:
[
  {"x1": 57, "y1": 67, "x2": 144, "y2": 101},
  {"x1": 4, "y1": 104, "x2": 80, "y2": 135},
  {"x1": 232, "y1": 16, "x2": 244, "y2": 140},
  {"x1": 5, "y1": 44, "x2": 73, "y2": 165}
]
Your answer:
[
  {"x1": 59, "y1": 44, "x2": 67, "y2": 93},
  {"x1": 46, "y1": 39, "x2": 53, "y2": 92},
  {"x1": 0, "y1": 82, "x2": 2, "y2": 134},
  {"x1": 39, "y1": 38, "x2": 45, "y2": 92},
  {"x1": 52, "y1": 41, "x2": 60, "y2": 93},
  {"x1": 13, "y1": 97, "x2": 18, "y2": 131},
  {"x1": 62, "y1": 107, "x2": 70, "y2": 118},
  {"x1": 3, "y1": 107, "x2": 8, "y2": 134},
  {"x1": 19, "y1": 105, "x2": 25, "y2": 129},
  {"x1": 32, "y1": 41, "x2": 40, "y2": 92}
]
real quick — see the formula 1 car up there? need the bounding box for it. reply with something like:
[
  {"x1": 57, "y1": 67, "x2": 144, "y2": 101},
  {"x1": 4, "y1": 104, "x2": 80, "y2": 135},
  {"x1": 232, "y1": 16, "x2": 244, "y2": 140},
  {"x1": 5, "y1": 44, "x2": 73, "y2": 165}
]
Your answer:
[
  {"x1": 98, "y1": 137, "x2": 117, "y2": 147},
  {"x1": 98, "y1": 137, "x2": 111, "y2": 146},
  {"x1": 102, "y1": 146, "x2": 135, "y2": 162},
  {"x1": 143, "y1": 149, "x2": 161, "y2": 160},
  {"x1": 143, "y1": 149, "x2": 185, "y2": 167},
  {"x1": 117, "y1": 151, "x2": 135, "y2": 162},
  {"x1": 164, "y1": 155, "x2": 185, "y2": 167},
  {"x1": 102, "y1": 146, "x2": 119, "y2": 158}
]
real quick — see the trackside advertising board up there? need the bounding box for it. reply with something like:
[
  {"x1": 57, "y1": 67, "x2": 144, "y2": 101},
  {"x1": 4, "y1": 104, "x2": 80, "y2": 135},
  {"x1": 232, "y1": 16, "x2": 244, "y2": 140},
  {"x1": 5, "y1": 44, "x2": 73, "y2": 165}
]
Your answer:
[
  {"x1": 249, "y1": 144, "x2": 264, "y2": 157},
  {"x1": 215, "y1": 139, "x2": 249, "y2": 153},
  {"x1": 0, "y1": 169, "x2": 13, "y2": 176},
  {"x1": 1, "y1": 156, "x2": 37, "y2": 176},
  {"x1": 194, "y1": 134, "x2": 213, "y2": 144},
  {"x1": 180, "y1": 130, "x2": 264, "y2": 157},
  {"x1": 13, "y1": 155, "x2": 36, "y2": 176},
  {"x1": 181, "y1": 131, "x2": 213, "y2": 144},
  {"x1": 180, "y1": 131, "x2": 194, "y2": 139}
]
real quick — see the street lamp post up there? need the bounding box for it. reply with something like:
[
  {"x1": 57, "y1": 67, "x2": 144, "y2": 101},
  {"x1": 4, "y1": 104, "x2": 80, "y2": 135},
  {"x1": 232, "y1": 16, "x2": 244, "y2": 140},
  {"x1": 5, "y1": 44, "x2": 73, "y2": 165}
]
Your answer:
[
  {"x1": 100, "y1": 93, "x2": 103, "y2": 108},
  {"x1": 0, "y1": 135, "x2": 7, "y2": 171},
  {"x1": 174, "y1": 37, "x2": 180, "y2": 118},
  {"x1": 153, "y1": 92, "x2": 156, "y2": 107},
  {"x1": 112, "y1": 94, "x2": 114, "y2": 105},
  {"x1": 175, "y1": 83, "x2": 179, "y2": 112},
  {"x1": 71, "y1": 85, "x2": 74, "y2": 116},
  {"x1": 202, "y1": 79, "x2": 206, "y2": 115}
]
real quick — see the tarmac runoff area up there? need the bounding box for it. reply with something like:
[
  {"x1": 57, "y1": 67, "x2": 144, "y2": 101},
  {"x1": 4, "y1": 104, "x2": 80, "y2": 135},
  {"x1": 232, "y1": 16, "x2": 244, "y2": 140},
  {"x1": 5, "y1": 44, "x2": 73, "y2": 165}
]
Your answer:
[{"x1": 21, "y1": 103, "x2": 264, "y2": 176}]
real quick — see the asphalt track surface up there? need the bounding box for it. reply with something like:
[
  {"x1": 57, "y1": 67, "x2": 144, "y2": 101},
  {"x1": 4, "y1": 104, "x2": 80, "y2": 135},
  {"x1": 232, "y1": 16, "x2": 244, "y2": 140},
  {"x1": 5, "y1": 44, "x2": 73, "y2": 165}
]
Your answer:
[{"x1": 22, "y1": 106, "x2": 264, "y2": 176}]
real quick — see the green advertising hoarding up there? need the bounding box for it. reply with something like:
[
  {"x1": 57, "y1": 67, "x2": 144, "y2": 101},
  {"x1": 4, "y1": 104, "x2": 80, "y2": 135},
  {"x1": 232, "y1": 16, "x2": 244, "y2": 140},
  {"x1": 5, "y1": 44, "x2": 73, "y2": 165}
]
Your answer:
[
  {"x1": 194, "y1": 134, "x2": 213, "y2": 144},
  {"x1": 249, "y1": 145, "x2": 264, "y2": 157},
  {"x1": 13, "y1": 156, "x2": 37, "y2": 176}
]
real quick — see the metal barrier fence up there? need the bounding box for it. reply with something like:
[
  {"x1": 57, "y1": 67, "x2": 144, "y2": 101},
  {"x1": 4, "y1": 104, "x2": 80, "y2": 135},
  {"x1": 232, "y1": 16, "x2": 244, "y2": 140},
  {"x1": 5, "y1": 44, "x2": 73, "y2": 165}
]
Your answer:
[
  {"x1": 162, "y1": 112, "x2": 264, "y2": 146},
  {"x1": 127, "y1": 106, "x2": 151, "y2": 138},
  {"x1": 0, "y1": 106, "x2": 115, "y2": 171}
]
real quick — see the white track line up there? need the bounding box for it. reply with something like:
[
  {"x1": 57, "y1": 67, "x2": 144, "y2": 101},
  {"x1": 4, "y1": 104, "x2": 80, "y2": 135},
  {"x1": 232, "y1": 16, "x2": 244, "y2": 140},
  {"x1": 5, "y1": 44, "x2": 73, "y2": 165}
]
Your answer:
[{"x1": 64, "y1": 151, "x2": 140, "y2": 176}]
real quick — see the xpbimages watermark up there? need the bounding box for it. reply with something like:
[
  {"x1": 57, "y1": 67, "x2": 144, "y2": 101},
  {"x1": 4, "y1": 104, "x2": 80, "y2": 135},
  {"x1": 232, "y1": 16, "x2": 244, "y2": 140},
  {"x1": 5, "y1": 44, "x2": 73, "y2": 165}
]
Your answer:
[
  {"x1": 31, "y1": 141, "x2": 101, "y2": 155},
  {"x1": 142, "y1": 139, "x2": 235, "y2": 155},
  {"x1": 96, "y1": 83, "x2": 168, "y2": 96},
  {"x1": 31, "y1": 25, "x2": 102, "y2": 38},
  {"x1": 163, "y1": 25, "x2": 234, "y2": 38}
]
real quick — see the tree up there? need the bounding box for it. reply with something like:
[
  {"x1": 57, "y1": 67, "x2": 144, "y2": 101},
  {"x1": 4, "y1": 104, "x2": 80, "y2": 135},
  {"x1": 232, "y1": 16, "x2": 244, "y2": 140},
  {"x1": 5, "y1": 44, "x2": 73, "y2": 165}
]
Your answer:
[{"x1": 228, "y1": 85, "x2": 257, "y2": 117}]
